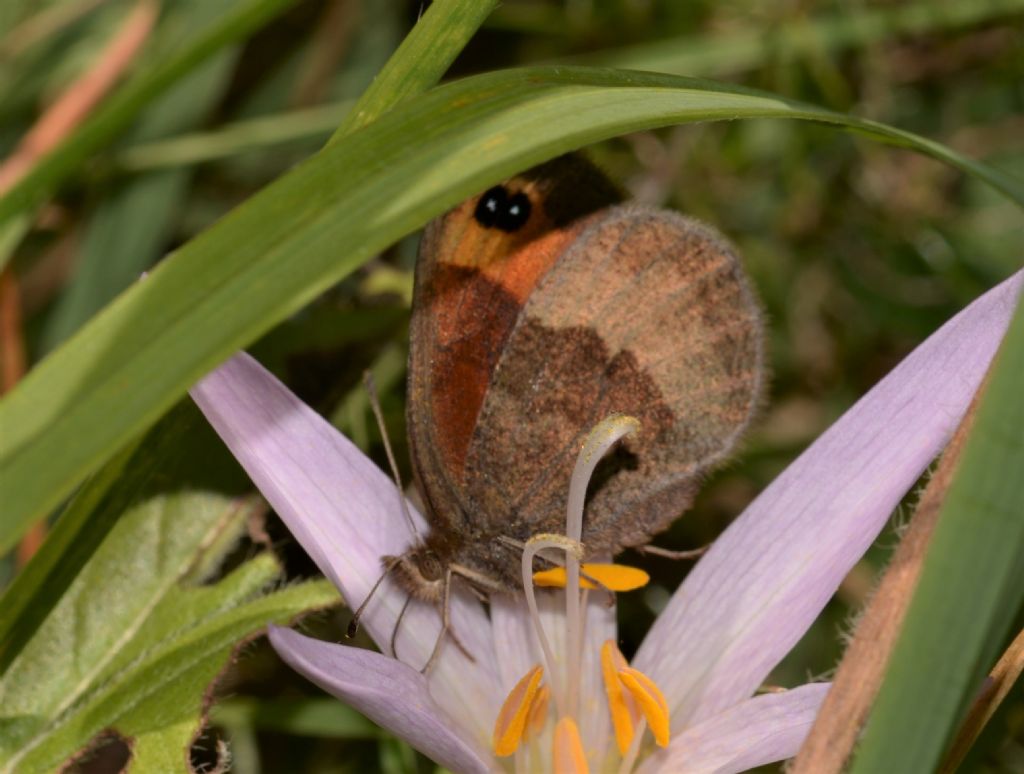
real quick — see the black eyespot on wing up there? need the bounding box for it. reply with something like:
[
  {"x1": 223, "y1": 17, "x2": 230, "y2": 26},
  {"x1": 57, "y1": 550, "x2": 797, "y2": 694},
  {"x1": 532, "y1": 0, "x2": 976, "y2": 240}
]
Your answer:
[{"x1": 474, "y1": 186, "x2": 531, "y2": 232}]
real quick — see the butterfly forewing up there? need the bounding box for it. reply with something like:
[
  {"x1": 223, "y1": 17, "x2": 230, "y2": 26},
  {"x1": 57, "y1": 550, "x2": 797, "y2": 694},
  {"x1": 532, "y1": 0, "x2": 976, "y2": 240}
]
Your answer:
[{"x1": 406, "y1": 155, "x2": 763, "y2": 591}]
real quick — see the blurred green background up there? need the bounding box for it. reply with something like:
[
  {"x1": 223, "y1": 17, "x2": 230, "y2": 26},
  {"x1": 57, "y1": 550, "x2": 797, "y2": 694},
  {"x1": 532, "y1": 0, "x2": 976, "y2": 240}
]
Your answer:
[{"x1": 2, "y1": 0, "x2": 1021, "y2": 771}]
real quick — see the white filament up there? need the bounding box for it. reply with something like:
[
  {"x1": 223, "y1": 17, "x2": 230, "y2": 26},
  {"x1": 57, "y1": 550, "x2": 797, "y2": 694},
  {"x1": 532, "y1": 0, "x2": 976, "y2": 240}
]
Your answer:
[
  {"x1": 521, "y1": 533, "x2": 582, "y2": 720},
  {"x1": 565, "y1": 415, "x2": 641, "y2": 719}
]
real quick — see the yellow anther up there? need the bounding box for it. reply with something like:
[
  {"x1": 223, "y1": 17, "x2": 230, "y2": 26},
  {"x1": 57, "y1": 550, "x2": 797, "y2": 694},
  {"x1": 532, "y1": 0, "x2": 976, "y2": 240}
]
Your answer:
[
  {"x1": 524, "y1": 683, "x2": 550, "y2": 741},
  {"x1": 553, "y1": 716, "x2": 589, "y2": 773},
  {"x1": 619, "y1": 667, "x2": 671, "y2": 748},
  {"x1": 601, "y1": 640, "x2": 638, "y2": 755},
  {"x1": 493, "y1": 665, "x2": 544, "y2": 757},
  {"x1": 533, "y1": 563, "x2": 650, "y2": 591}
]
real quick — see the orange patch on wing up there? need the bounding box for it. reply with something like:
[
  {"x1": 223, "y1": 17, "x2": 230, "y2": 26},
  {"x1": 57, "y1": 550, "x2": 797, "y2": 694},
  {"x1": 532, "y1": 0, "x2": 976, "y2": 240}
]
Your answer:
[
  {"x1": 427, "y1": 264, "x2": 520, "y2": 476},
  {"x1": 420, "y1": 180, "x2": 604, "y2": 476},
  {"x1": 441, "y1": 184, "x2": 588, "y2": 304},
  {"x1": 423, "y1": 199, "x2": 588, "y2": 475},
  {"x1": 483, "y1": 227, "x2": 579, "y2": 304}
]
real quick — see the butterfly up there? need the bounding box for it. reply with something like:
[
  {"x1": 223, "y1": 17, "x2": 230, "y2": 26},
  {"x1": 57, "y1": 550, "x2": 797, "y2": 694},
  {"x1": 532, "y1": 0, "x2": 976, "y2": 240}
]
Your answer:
[{"x1": 385, "y1": 154, "x2": 765, "y2": 613}]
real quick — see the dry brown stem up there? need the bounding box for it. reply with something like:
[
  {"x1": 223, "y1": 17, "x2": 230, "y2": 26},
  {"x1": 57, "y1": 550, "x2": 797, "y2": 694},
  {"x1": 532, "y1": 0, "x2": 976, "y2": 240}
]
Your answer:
[{"x1": 939, "y1": 625, "x2": 1024, "y2": 773}]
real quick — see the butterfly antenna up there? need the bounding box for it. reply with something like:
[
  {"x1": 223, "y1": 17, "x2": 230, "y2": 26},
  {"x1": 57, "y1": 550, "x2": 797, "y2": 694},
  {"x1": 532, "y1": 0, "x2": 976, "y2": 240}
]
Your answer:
[
  {"x1": 363, "y1": 371, "x2": 421, "y2": 540},
  {"x1": 347, "y1": 556, "x2": 399, "y2": 638}
]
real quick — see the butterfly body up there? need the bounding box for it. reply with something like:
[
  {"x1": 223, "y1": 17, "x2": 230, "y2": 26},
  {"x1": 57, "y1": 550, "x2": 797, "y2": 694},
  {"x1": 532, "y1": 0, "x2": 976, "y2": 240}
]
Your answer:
[{"x1": 395, "y1": 155, "x2": 764, "y2": 600}]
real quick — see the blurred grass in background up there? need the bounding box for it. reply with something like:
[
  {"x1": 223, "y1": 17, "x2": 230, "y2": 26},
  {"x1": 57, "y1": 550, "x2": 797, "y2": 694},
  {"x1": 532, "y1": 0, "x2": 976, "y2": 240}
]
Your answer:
[{"x1": 2, "y1": 0, "x2": 1021, "y2": 771}]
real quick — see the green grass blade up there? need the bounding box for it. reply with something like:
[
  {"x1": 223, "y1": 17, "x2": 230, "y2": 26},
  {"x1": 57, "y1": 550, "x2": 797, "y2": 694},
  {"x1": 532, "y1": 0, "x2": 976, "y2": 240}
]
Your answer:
[
  {"x1": 0, "y1": 0, "x2": 295, "y2": 229},
  {"x1": 850, "y1": 290, "x2": 1024, "y2": 772},
  {"x1": 1, "y1": 67, "x2": 1021, "y2": 552},
  {"x1": 115, "y1": 101, "x2": 353, "y2": 172},
  {"x1": 330, "y1": 0, "x2": 499, "y2": 139}
]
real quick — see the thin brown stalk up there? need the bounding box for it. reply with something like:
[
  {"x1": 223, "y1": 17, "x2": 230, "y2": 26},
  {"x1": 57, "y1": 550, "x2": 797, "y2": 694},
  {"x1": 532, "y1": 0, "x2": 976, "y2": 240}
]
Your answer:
[
  {"x1": 939, "y1": 625, "x2": 1024, "y2": 773},
  {"x1": 791, "y1": 387, "x2": 985, "y2": 773},
  {"x1": 1, "y1": 264, "x2": 42, "y2": 567},
  {"x1": 0, "y1": 266, "x2": 25, "y2": 391}
]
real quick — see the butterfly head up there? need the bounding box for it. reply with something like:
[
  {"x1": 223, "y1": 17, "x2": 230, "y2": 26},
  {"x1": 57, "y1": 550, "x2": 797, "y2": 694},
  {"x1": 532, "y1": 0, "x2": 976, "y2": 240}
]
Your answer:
[{"x1": 386, "y1": 543, "x2": 448, "y2": 603}]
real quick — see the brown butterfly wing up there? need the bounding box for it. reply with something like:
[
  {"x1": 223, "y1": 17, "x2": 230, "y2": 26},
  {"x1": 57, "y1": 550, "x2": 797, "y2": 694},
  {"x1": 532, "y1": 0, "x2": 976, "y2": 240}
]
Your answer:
[
  {"x1": 405, "y1": 157, "x2": 621, "y2": 555},
  {"x1": 460, "y1": 204, "x2": 764, "y2": 573}
]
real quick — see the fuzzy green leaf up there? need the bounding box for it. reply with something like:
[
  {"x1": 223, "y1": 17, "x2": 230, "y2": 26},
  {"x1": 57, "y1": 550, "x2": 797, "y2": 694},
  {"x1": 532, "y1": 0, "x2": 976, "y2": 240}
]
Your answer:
[{"x1": 0, "y1": 411, "x2": 339, "y2": 772}]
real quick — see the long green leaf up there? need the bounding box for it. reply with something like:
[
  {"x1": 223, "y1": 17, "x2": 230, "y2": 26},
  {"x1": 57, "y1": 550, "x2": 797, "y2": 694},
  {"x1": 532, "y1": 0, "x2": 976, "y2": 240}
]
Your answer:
[
  {"x1": 1, "y1": 67, "x2": 1021, "y2": 551},
  {"x1": 850, "y1": 291, "x2": 1024, "y2": 772},
  {"x1": 331, "y1": 0, "x2": 499, "y2": 138}
]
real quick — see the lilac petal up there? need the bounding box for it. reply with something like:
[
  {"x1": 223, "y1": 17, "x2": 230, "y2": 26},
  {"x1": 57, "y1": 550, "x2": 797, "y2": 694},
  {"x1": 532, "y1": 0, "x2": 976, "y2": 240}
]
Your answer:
[
  {"x1": 638, "y1": 683, "x2": 830, "y2": 774},
  {"x1": 190, "y1": 354, "x2": 501, "y2": 740},
  {"x1": 268, "y1": 626, "x2": 492, "y2": 774},
  {"x1": 636, "y1": 272, "x2": 1022, "y2": 726}
]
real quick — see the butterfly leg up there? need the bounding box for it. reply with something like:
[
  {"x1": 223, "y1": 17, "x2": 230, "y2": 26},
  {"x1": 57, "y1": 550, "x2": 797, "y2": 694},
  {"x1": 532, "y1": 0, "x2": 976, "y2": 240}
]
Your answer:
[
  {"x1": 421, "y1": 567, "x2": 477, "y2": 674},
  {"x1": 390, "y1": 593, "x2": 413, "y2": 659},
  {"x1": 347, "y1": 556, "x2": 401, "y2": 638}
]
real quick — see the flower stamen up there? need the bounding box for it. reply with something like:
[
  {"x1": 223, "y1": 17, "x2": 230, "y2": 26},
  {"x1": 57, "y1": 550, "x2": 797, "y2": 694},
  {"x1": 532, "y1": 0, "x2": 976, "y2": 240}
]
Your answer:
[
  {"x1": 601, "y1": 640, "x2": 639, "y2": 755},
  {"x1": 553, "y1": 717, "x2": 589, "y2": 774},
  {"x1": 601, "y1": 640, "x2": 671, "y2": 755},
  {"x1": 619, "y1": 667, "x2": 670, "y2": 748},
  {"x1": 493, "y1": 664, "x2": 545, "y2": 757},
  {"x1": 533, "y1": 563, "x2": 650, "y2": 592},
  {"x1": 564, "y1": 415, "x2": 642, "y2": 718}
]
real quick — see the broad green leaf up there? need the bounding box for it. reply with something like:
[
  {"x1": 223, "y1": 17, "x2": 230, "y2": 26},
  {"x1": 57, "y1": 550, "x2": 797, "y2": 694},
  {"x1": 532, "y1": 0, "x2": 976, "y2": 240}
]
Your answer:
[
  {"x1": 850, "y1": 289, "x2": 1024, "y2": 771},
  {"x1": 2, "y1": 556, "x2": 337, "y2": 773},
  {"x1": 2, "y1": 67, "x2": 1022, "y2": 552},
  {"x1": 0, "y1": 401, "x2": 251, "y2": 675},
  {"x1": 111, "y1": 0, "x2": 1024, "y2": 174},
  {"x1": 130, "y1": 717, "x2": 206, "y2": 773},
  {"x1": 0, "y1": 400, "x2": 339, "y2": 772},
  {"x1": 0, "y1": 439, "x2": 141, "y2": 675},
  {"x1": 0, "y1": 498, "x2": 338, "y2": 773}
]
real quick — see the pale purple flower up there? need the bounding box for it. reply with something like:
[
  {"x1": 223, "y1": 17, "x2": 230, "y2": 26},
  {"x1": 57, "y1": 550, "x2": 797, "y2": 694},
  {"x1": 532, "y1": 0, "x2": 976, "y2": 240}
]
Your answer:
[{"x1": 190, "y1": 271, "x2": 1020, "y2": 773}]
